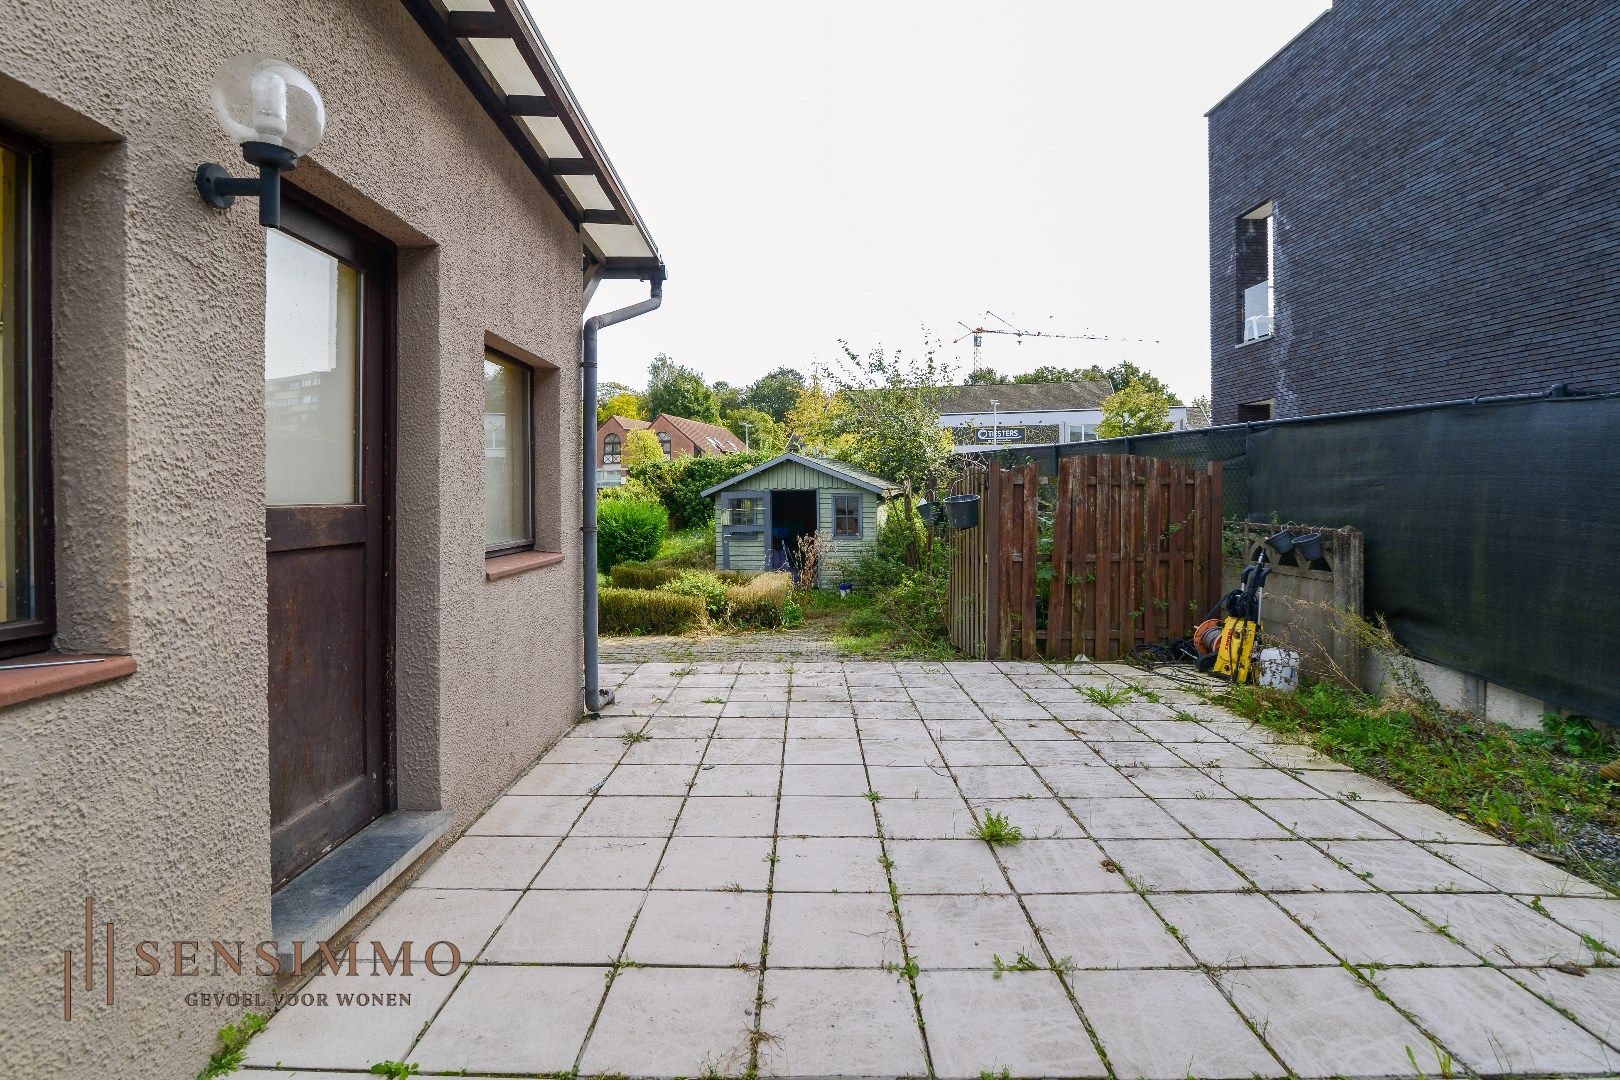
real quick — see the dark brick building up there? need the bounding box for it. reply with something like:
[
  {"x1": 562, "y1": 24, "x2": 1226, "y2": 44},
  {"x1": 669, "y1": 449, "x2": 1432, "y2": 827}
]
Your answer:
[{"x1": 1208, "y1": 0, "x2": 1620, "y2": 424}]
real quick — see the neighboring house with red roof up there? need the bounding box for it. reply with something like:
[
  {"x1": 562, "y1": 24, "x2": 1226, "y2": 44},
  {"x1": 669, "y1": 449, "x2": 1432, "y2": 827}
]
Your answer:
[{"x1": 596, "y1": 413, "x2": 745, "y2": 486}]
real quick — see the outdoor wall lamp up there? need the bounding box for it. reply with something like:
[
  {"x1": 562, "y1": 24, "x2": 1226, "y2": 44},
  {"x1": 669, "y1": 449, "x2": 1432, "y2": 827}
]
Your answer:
[{"x1": 195, "y1": 53, "x2": 326, "y2": 228}]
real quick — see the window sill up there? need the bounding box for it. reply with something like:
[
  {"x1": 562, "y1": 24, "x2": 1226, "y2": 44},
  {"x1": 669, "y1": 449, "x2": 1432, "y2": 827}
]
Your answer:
[
  {"x1": 1234, "y1": 334, "x2": 1276, "y2": 350},
  {"x1": 0, "y1": 652, "x2": 137, "y2": 709},
  {"x1": 485, "y1": 550, "x2": 565, "y2": 581}
]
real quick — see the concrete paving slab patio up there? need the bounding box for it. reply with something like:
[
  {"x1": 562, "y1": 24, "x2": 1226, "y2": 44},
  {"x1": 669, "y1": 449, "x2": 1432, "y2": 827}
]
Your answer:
[{"x1": 243, "y1": 661, "x2": 1620, "y2": 1079}]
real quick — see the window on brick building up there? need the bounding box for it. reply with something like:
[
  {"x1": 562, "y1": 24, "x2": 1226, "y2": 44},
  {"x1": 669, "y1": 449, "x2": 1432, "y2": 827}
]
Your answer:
[{"x1": 1237, "y1": 201, "x2": 1274, "y2": 343}]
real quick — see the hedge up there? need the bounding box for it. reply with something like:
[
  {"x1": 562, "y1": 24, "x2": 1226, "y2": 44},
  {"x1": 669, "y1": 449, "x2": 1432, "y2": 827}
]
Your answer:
[
  {"x1": 627, "y1": 451, "x2": 770, "y2": 529},
  {"x1": 658, "y1": 570, "x2": 730, "y2": 620},
  {"x1": 598, "y1": 498, "x2": 667, "y2": 572},
  {"x1": 727, "y1": 571, "x2": 793, "y2": 628},
  {"x1": 597, "y1": 588, "x2": 705, "y2": 635},
  {"x1": 611, "y1": 561, "x2": 757, "y2": 590},
  {"x1": 609, "y1": 560, "x2": 684, "y2": 590}
]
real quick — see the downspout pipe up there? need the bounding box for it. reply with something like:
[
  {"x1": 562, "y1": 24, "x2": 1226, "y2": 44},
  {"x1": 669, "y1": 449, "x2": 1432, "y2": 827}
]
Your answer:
[{"x1": 583, "y1": 274, "x2": 663, "y2": 713}]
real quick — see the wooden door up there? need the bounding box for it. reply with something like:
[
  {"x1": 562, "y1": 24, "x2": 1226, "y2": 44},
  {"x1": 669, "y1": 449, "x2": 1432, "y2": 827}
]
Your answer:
[{"x1": 264, "y1": 198, "x2": 393, "y2": 887}]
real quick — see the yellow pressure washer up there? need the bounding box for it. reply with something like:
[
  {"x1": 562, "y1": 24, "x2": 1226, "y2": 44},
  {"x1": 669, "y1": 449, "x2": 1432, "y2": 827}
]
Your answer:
[
  {"x1": 1193, "y1": 529, "x2": 1322, "y2": 683},
  {"x1": 1198, "y1": 553, "x2": 1268, "y2": 682}
]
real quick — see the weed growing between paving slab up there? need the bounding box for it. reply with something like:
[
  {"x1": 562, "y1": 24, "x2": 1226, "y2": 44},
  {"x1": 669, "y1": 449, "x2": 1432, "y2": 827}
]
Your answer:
[
  {"x1": 1213, "y1": 680, "x2": 1620, "y2": 893},
  {"x1": 196, "y1": 1013, "x2": 266, "y2": 1080},
  {"x1": 970, "y1": 809, "x2": 1025, "y2": 846}
]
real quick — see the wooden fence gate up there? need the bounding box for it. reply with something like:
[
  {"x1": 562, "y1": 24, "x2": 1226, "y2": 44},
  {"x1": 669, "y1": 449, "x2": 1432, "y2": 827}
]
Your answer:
[{"x1": 948, "y1": 456, "x2": 1224, "y2": 661}]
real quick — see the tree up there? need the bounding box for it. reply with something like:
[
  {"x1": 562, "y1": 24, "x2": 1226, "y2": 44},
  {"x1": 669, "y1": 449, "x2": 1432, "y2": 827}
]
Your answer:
[
  {"x1": 711, "y1": 380, "x2": 747, "y2": 420},
  {"x1": 1010, "y1": 365, "x2": 1096, "y2": 385},
  {"x1": 816, "y1": 339, "x2": 956, "y2": 495},
  {"x1": 1097, "y1": 380, "x2": 1177, "y2": 438},
  {"x1": 645, "y1": 354, "x2": 721, "y2": 422},
  {"x1": 1080, "y1": 360, "x2": 1174, "y2": 398},
  {"x1": 783, "y1": 380, "x2": 854, "y2": 458},
  {"x1": 725, "y1": 407, "x2": 787, "y2": 455},
  {"x1": 745, "y1": 367, "x2": 807, "y2": 422},
  {"x1": 598, "y1": 390, "x2": 648, "y2": 425},
  {"x1": 622, "y1": 428, "x2": 665, "y2": 470},
  {"x1": 965, "y1": 367, "x2": 1009, "y2": 385}
]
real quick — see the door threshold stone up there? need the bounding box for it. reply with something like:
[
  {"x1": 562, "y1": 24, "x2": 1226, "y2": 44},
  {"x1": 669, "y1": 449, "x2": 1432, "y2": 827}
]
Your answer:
[{"x1": 271, "y1": 809, "x2": 454, "y2": 968}]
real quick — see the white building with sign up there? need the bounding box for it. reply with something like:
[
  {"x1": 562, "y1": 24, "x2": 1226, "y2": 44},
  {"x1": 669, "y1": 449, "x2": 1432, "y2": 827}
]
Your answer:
[{"x1": 936, "y1": 383, "x2": 1199, "y2": 452}]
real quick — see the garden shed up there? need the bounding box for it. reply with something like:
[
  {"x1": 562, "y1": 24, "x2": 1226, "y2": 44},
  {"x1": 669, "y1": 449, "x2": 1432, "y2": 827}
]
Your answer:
[{"x1": 702, "y1": 453, "x2": 901, "y2": 586}]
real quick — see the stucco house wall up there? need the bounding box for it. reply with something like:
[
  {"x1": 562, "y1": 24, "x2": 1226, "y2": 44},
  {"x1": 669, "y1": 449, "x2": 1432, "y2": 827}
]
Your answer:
[{"x1": 0, "y1": 0, "x2": 592, "y2": 1074}]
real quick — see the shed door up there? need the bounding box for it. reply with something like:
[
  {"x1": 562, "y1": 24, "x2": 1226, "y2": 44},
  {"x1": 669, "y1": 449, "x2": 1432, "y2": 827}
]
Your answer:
[{"x1": 719, "y1": 490, "x2": 768, "y2": 570}]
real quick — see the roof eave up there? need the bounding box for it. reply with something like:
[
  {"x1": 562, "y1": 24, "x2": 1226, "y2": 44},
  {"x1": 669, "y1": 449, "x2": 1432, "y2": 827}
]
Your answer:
[
  {"x1": 400, "y1": 0, "x2": 664, "y2": 278},
  {"x1": 701, "y1": 452, "x2": 901, "y2": 499}
]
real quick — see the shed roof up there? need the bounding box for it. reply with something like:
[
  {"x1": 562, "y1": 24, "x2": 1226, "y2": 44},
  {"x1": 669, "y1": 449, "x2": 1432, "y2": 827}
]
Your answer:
[
  {"x1": 936, "y1": 381, "x2": 1112, "y2": 415},
  {"x1": 701, "y1": 453, "x2": 902, "y2": 498}
]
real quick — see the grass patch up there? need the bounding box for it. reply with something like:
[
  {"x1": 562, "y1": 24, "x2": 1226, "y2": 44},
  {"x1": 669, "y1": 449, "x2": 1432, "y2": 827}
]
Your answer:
[
  {"x1": 1215, "y1": 681, "x2": 1619, "y2": 893},
  {"x1": 971, "y1": 810, "x2": 1025, "y2": 846}
]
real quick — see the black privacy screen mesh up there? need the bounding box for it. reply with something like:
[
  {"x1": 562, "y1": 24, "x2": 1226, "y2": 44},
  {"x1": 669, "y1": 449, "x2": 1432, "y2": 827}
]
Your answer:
[{"x1": 981, "y1": 394, "x2": 1620, "y2": 723}]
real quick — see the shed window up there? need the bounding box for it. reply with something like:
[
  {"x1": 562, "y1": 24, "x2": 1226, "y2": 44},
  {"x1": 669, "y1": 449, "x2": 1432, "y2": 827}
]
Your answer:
[
  {"x1": 658, "y1": 431, "x2": 672, "y2": 458},
  {"x1": 726, "y1": 496, "x2": 761, "y2": 527},
  {"x1": 603, "y1": 432, "x2": 621, "y2": 464},
  {"x1": 832, "y1": 494, "x2": 861, "y2": 538},
  {"x1": 484, "y1": 351, "x2": 533, "y2": 552}
]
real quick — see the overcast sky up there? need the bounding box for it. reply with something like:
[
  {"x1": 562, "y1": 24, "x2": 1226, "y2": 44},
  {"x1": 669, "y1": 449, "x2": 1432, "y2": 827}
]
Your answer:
[{"x1": 539, "y1": 1, "x2": 1331, "y2": 402}]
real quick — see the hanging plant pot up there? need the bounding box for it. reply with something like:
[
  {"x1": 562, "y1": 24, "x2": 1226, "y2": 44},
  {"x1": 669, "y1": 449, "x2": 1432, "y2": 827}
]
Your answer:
[{"x1": 943, "y1": 494, "x2": 981, "y2": 530}]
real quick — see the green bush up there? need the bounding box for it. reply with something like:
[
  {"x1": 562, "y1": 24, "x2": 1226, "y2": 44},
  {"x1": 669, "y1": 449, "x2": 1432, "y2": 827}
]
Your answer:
[
  {"x1": 727, "y1": 571, "x2": 794, "y2": 628},
  {"x1": 659, "y1": 570, "x2": 731, "y2": 620},
  {"x1": 853, "y1": 503, "x2": 924, "y2": 589},
  {"x1": 846, "y1": 505, "x2": 950, "y2": 649},
  {"x1": 598, "y1": 587, "x2": 705, "y2": 635},
  {"x1": 656, "y1": 524, "x2": 717, "y2": 569},
  {"x1": 598, "y1": 498, "x2": 668, "y2": 572},
  {"x1": 628, "y1": 452, "x2": 771, "y2": 529},
  {"x1": 609, "y1": 560, "x2": 683, "y2": 590}
]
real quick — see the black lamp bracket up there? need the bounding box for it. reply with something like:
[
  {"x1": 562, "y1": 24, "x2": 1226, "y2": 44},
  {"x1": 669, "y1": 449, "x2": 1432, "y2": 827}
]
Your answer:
[{"x1": 195, "y1": 141, "x2": 299, "y2": 228}]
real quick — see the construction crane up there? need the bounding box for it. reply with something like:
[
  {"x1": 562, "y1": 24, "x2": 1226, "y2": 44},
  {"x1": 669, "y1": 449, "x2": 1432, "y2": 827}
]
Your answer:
[{"x1": 954, "y1": 310, "x2": 1161, "y2": 368}]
